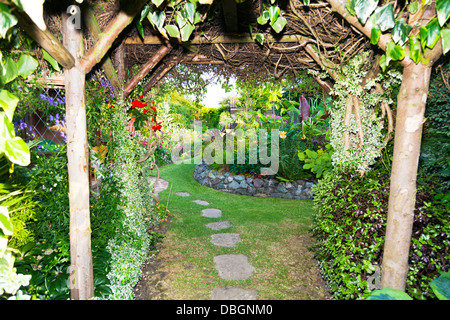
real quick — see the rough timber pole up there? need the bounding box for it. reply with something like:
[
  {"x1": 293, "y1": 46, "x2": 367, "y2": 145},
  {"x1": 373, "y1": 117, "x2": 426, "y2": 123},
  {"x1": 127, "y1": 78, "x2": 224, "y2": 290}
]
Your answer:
[{"x1": 62, "y1": 11, "x2": 94, "y2": 300}]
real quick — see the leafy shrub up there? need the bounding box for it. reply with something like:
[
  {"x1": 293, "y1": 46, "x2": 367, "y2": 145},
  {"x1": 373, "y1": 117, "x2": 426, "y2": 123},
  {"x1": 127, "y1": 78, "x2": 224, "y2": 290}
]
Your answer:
[{"x1": 312, "y1": 167, "x2": 450, "y2": 300}]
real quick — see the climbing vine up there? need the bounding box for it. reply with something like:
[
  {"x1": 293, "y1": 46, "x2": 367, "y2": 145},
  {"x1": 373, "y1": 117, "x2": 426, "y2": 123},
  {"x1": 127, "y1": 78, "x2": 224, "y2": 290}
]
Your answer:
[{"x1": 312, "y1": 52, "x2": 402, "y2": 172}]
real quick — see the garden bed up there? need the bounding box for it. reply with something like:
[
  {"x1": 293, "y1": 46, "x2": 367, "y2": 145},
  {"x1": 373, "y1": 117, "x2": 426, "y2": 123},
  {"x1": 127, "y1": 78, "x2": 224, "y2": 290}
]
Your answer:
[{"x1": 193, "y1": 162, "x2": 315, "y2": 200}]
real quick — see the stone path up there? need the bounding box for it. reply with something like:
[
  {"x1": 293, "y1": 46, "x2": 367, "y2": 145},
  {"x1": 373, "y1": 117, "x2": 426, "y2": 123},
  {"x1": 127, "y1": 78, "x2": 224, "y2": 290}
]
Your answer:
[{"x1": 176, "y1": 191, "x2": 257, "y2": 300}]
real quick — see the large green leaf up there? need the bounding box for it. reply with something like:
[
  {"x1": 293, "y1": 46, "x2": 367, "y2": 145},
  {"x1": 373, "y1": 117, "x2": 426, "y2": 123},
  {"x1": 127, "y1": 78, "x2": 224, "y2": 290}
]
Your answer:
[
  {"x1": 392, "y1": 19, "x2": 412, "y2": 46},
  {"x1": 409, "y1": 36, "x2": 422, "y2": 64},
  {"x1": 367, "y1": 288, "x2": 413, "y2": 300},
  {"x1": 371, "y1": 3, "x2": 395, "y2": 32},
  {"x1": 271, "y1": 16, "x2": 287, "y2": 33},
  {"x1": 354, "y1": 0, "x2": 379, "y2": 25},
  {"x1": 1, "y1": 57, "x2": 18, "y2": 84},
  {"x1": 436, "y1": 0, "x2": 450, "y2": 27},
  {"x1": 4, "y1": 136, "x2": 30, "y2": 166},
  {"x1": 42, "y1": 49, "x2": 60, "y2": 72},
  {"x1": 424, "y1": 18, "x2": 441, "y2": 49},
  {"x1": 179, "y1": 20, "x2": 194, "y2": 42},
  {"x1": 0, "y1": 3, "x2": 18, "y2": 39},
  {"x1": 441, "y1": 28, "x2": 450, "y2": 55},
  {"x1": 0, "y1": 90, "x2": 19, "y2": 122},
  {"x1": 430, "y1": 271, "x2": 450, "y2": 300},
  {"x1": 386, "y1": 40, "x2": 405, "y2": 61},
  {"x1": 16, "y1": 54, "x2": 38, "y2": 78}
]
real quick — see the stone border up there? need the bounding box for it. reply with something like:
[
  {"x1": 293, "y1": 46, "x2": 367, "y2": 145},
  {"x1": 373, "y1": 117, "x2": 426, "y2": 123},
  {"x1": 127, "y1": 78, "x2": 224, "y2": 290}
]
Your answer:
[{"x1": 193, "y1": 162, "x2": 315, "y2": 200}]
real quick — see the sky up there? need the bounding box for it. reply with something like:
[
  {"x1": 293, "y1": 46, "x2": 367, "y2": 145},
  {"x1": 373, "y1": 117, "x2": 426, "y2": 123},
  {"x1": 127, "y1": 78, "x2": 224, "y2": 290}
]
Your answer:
[{"x1": 201, "y1": 76, "x2": 237, "y2": 109}]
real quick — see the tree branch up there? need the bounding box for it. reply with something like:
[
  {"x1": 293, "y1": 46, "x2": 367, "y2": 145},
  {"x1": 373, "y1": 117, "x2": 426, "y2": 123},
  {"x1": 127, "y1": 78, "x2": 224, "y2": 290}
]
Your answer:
[{"x1": 79, "y1": 0, "x2": 147, "y2": 74}]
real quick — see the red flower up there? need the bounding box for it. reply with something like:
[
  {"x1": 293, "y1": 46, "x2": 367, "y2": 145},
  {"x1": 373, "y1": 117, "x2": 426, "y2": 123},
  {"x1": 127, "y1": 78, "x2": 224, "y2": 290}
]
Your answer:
[
  {"x1": 151, "y1": 117, "x2": 155, "y2": 122},
  {"x1": 132, "y1": 100, "x2": 147, "y2": 108},
  {"x1": 139, "y1": 95, "x2": 144, "y2": 99},
  {"x1": 143, "y1": 109, "x2": 149, "y2": 114},
  {"x1": 151, "y1": 106, "x2": 157, "y2": 112},
  {"x1": 152, "y1": 122, "x2": 162, "y2": 131}
]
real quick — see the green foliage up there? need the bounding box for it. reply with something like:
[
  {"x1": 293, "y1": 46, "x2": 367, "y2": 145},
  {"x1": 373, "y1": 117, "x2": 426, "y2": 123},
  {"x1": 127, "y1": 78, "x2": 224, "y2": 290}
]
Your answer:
[
  {"x1": 312, "y1": 167, "x2": 450, "y2": 300},
  {"x1": 367, "y1": 271, "x2": 450, "y2": 300},
  {"x1": 298, "y1": 144, "x2": 333, "y2": 179}
]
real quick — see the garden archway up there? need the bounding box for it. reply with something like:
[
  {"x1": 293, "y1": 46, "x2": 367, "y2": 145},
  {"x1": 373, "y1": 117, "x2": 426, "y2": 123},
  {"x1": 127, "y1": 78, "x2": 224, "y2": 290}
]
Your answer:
[{"x1": 3, "y1": 0, "x2": 448, "y2": 299}]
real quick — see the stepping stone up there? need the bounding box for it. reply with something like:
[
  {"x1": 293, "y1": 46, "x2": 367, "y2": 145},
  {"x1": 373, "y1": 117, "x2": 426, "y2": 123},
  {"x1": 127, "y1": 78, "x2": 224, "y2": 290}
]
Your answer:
[
  {"x1": 214, "y1": 254, "x2": 254, "y2": 280},
  {"x1": 206, "y1": 220, "x2": 233, "y2": 231},
  {"x1": 210, "y1": 233, "x2": 241, "y2": 247},
  {"x1": 201, "y1": 208, "x2": 222, "y2": 218},
  {"x1": 175, "y1": 192, "x2": 191, "y2": 197},
  {"x1": 211, "y1": 287, "x2": 257, "y2": 300},
  {"x1": 193, "y1": 199, "x2": 209, "y2": 206}
]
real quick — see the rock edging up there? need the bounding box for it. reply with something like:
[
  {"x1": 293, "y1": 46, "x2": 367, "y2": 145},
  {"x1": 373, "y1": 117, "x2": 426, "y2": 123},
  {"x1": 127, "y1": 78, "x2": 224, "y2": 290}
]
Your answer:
[{"x1": 193, "y1": 162, "x2": 315, "y2": 200}]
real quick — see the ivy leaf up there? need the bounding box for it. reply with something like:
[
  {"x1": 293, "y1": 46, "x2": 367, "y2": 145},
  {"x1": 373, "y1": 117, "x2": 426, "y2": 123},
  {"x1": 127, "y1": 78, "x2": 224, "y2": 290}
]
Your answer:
[
  {"x1": 271, "y1": 16, "x2": 286, "y2": 33},
  {"x1": 409, "y1": 36, "x2": 422, "y2": 64},
  {"x1": 386, "y1": 41, "x2": 405, "y2": 61},
  {"x1": 0, "y1": 4, "x2": 18, "y2": 39},
  {"x1": 183, "y1": 2, "x2": 196, "y2": 24},
  {"x1": 150, "y1": 11, "x2": 166, "y2": 30},
  {"x1": 392, "y1": 19, "x2": 412, "y2": 46},
  {"x1": 0, "y1": 90, "x2": 19, "y2": 122},
  {"x1": 1, "y1": 57, "x2": 18, "y2": 84},
  {"x1": 436, "y1": 0, "x2": 450, "y2": 27},
  {"x1": 408, "y1": 1, "x2": 419, "y2": 14},
  {"x1": 136, "y1": 19, "x2": 145, "y2": 39},
  {"x1": 346, "y1": 0, "x2": 357, "y2": 16},
  {"x1": 354, "y1": 0, "x2": 379, "y2": 25},
  {"x1": 165, "y1": 24, "x2": 180, "y2": 38},
  {"x1": 441, "y1": 28, "x2": 450, "y2": 55},
  {"x1": 370, "y1": 27, "x2": 381, "y2": 45},
  {"x1": 424, "y1": 18, "x2": 441, "y2": 49},
  {"x1": 269, "y1": 6, "x2": 280, "y2": 24},
  {"x1": 41, "y1": 49, "x2": 60, "y2": 72},
  {"x1": 255, "y1": 33, "x2": 264, "y2": 45},
  {"x1": 140, "y1": 5, "x2": 151, "y2": 22},
  {"x1": 379, "y1": 54, "x2": 388, "y2": 72},
  {"x1": 419, "y1": 26, "x2": 428, "y2": 50},
  {"x1": 257, "y1": 11, "x2": 270, "y2": 25},
  {"x1": 151, "y1": 0, "x2": 165, "y2": 8},
  {"x1": 16, "y1": 54, "x2": 38, "y2": 78},
  {"x1": 371, "y1": 3, "x2": 395, "y2": 32},
  {"x1": 179, "y1": 20, "x2": 195, "y2": 42}
]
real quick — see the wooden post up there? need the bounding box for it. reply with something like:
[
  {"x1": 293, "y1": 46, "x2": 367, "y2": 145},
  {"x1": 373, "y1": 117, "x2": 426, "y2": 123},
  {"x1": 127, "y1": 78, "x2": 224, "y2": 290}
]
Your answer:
[
  {"x1": 123, "y1": 44, "x2": 173, "y2": 98},
  {"x1": 62, "y1": 12, "x2": 94, "y2": 300}
]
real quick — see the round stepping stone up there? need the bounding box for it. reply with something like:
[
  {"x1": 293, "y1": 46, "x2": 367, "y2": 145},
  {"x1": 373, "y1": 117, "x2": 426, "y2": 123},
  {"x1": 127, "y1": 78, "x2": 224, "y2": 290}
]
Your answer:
[
  {"x1": 210, "y1": 233, "x2": 241, "y2": 247},
  {"x1": 211, "y1": 287, "x2": 257, "y2": 300},
  {"x1": 214, "y1": 254, "x2": 254, "y2": 280},
  {"x1": 193, "y1": 199, "x2": 209, "y2": 206},
  {"x1": 206, "y1": 220, "x2": 233, "y2": 231},
  {"x1": 201, "y1": 208, "x2": 222, "y2": 218},
  {"x1": 175, "y1": 192, "x2": 191, "y2": 197}
]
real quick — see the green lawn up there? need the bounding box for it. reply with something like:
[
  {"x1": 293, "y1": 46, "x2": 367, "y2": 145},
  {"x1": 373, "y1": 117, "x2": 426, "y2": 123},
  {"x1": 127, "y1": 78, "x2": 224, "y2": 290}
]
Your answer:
[{"x1": 135, "y1": 162, "x2": 331, "y2": 300}]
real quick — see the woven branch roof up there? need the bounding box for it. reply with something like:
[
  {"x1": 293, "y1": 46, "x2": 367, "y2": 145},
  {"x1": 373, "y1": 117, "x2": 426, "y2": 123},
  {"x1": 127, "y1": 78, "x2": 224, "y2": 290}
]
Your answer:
[{"x1": 42, "y1": 0, "x2": 373, "y2": 81}]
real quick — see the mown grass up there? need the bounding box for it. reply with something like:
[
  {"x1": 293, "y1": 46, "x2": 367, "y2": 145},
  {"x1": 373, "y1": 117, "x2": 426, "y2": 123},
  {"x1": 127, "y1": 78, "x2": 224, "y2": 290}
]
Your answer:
[{"x1": 136, "y1": 162, "x2": 331, "y2": 300}]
